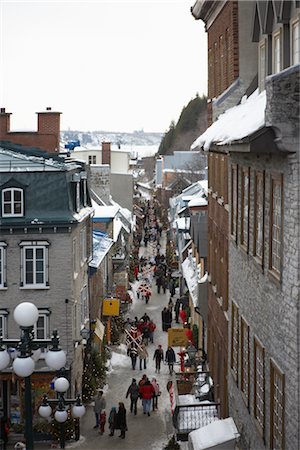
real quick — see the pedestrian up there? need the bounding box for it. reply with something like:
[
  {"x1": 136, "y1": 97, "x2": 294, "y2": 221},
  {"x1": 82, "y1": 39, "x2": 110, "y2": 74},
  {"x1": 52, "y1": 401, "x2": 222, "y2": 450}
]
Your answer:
[
  {"x1": 168, "y1": 297, "x2": 174, "y2": 315},
  {"x1": 126, "y1": 378, "x2": 139, "y2": 415},
  {"x1": 145, "y1": 291, "x2": 151, "y2": 304},
  {"x1": 161, "y1": 307, "x2": 168, "y2": 332},
  {"x1": 151, "y1": 377, "x2": 160, "y2": 411},
  {"x1": 153, "y1": 344, "x2": 164, "y2": 373},
  {"x1": 93, "y1": 390, "x2": 106, "y2": 429},
  {"x1": 0, "y1": 417, "x2": 10, "y2": 449},
  {"x1": 165, "y1": 308, "x2": 172, "y2": 331},
  {"x1": 99, "y1": 409, "x2": 106, "y2": 435},
  {"x1": 139, "y1": 378, "x2": 155, "y2": 416},
  {"x1": 149, "y1": 320, "x2": 156, "y2": 343},
  {"x1": 165, "y1": 346, "x2": 176, "y2": 374},
  {"x1": 138, "y1": 342, "x2": 148, "y2": 370},
  {"x1": 142, "y1": 322, "x2": 150, "y2": 345},
  {"x1": 174, "y1": 298, "x2": 180, "y2": 323},
  {"x1": 169, "y1": 278, "x2": 176, "y2": 297},
  {"x1": 138, "y1": 374, "x2": 147, "y2": 389},
  {"x1": 108, "y1": 406, "x2": 117, "y2": 436},
  {"x1": 128, "y1": 343, "x2": 138, "y2": 370},
  {"x1": 140, "y1": 312, "x2": 150, "y2": 322},
  {"x1": 134, "y1": 265, "x2": 139, "y2": 280},
  {"x1": 162, "y1": 276, "x2": 168, "y2": 294},
  {"x1": 116, "y1": 402, "x2": 127, "y2": 439}
]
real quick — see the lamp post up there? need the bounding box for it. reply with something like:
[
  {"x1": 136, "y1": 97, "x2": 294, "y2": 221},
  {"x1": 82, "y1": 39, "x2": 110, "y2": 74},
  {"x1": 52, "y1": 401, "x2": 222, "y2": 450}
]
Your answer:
[
  {"x1": 38, "y1": 375, "x2": 85, "y2": 449},
  {"x1": 186, "y1": 343, "x2": 197, "y2": 369},
  {"x1": 0, "y1": 302, "x2": 67, "y2": 450}
]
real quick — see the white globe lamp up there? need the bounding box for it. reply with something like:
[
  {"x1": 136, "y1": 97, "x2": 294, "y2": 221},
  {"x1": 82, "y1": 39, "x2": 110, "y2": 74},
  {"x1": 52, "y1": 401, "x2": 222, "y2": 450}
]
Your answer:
[
  {"x1": 72, "y1": 404, "x2": 86, "y2": 418},
  {"x1": 13, "y1": 302, "x2": 39, "y2": 327},
  {"x1": 54, "y1": 377, "x2": 70, "y2": 393},
  {"x1": 38, "y1": 404, "x2": 52, "y2": 418},
  {"x1": 54, "y1": 409, "x2": 68, "y2": 423},
  {"x1": 0, "y1": 349, "x2": 10, "y2": 370},
  {"x1": 13, "y1": 356, "x2": 35, "y2": 377},
  {"x1": 45, "y1": 349, "x2": 66, "y2": 371},
  {"x1": 32, "y1": 348, "x2": 42, "y2": 362}
]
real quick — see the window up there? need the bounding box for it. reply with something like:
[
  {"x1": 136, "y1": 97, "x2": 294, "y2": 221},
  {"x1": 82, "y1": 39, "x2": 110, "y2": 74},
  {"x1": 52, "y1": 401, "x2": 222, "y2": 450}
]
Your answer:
[
  {"x1": 254, "y1": 171, "x2": 265, "y2": 263},
  {"x1": 0, "y1": 311, "x2": 8, "y2": 338},
  {"x1": 76, "y1": 182, "x2": 80, "y2": 212},
  {"x1": 231, "y1": 302, "x2": 239, "y2": 384},
  {"x1": 80, "y1": 227, "x2": 87, "y2": 264},
  {"x1": 291, "y1": 19, "x2": 300, "y2": 65},
  {"x1": 73, "y1": 238, "x2": 78, "y2": 278},
  {"x1": 20, "y1": 241, "x2": 49, "y2": 288},
  {"x1": 241, "y1": 167, "x2": 250, "y2": 250},
  {"x1": 269, "y1": 174, "x2": 283, "y2": 278},
  {"x1": 83, "y1": 179, "x2": 87, "y2": 207},
  {"x1": 231, "y1": 165, "x2": 238, "y2": 241},
  {"x1": 88, "y1": 155, "x2": 96, "y2": 165},
  {"x1": 80, "y1": 285, "x2": 89, "y2": 324},
  {"x1": 259, "y1": 40, "x2": 267, "y2": 91},
  {"x1": 0, "y1": 242, "x2": 7, "y2": 288},
  {"x1": 273, "y1": 30, "x2": 282, "y2": 74},
  {"x1": 254, "y1": 337, "x2": 265, "y2": 436},
  {"x1": 270, "y1": 360, "x2": 285, "y2": 450},
  {"x1": 33, "y1": 311, "x2": 50, "y2": 340},
  {"x1": 240, "y1": 318, "x2": 250, "y2": 407},
  {"x1": 2, "y1": 188, "x2": 24, "y2": 217}
]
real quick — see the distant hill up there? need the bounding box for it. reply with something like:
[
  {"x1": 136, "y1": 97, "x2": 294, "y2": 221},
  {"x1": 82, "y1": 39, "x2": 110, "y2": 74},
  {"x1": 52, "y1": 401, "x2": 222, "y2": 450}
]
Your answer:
[
  {"x1": 60, "y1": 129, "x2": 163, "y2": 148},
  {"x1": 158, "y1": 94, "x2": 207, "y2": 156}
]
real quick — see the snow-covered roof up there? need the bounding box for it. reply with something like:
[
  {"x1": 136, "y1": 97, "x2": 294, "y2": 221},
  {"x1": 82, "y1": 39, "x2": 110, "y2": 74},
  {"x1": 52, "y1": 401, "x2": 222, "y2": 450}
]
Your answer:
[
  {"x1": 174, "y1": 217, "x2": 190, "y2": 231},
  {"x1": 92, "y1": 200, "x2": 119, "y2": 219},
  {"x1": 89, "y1": 231, "x2": 114, "y2": 269},
  {"x1": 181, "y1": 257, "x2": 198, "y2": 307},
  {"x1": 113, "y1": 218, "x2": 123, "y2": 242},
  {"x1": 188, "y1": 417, "x2": 239, "y2": 450},
  {"x1": 188, "y1": 197, "x2": 208, "y2": 208},
  {"x1": 191, "y1": 89, "x2": 266, "y2": 151}
]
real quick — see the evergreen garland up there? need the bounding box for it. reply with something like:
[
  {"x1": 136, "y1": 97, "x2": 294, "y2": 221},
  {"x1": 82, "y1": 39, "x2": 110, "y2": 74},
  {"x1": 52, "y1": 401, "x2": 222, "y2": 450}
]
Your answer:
[{"x1": 163, "y1": 435, "x2": 181, "y2": 449}]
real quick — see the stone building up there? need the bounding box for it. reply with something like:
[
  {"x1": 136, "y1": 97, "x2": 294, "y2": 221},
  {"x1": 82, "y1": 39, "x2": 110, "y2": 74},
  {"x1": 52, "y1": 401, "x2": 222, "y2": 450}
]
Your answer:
[
  {"x1": 192, "y1": 1, "x2": 299, "y2": 449},
  {"x1": 0, "y1": 141, "x2": 93, "y2": 422}
]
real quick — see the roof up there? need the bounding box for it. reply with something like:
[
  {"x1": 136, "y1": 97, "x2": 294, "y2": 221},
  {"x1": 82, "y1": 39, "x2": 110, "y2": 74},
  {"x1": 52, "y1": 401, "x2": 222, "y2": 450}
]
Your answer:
[
  {"x1": 188, "y1": 417, "x2": 239, "y2": 450},
  {"x1": 174, "y1": 217, "x2": 190, "y2": 231},
  {"x1": 188, "y1": 197, "x2": 208, "y2": 208},
  {"x1": 89, "y1": 231, "x2": 114, "y2": 269},
  {"x1": 92, "y1": 200, "x2": 119, "y2": 221},
  {"x1": 191, "y1": 89, "x2": 266, "y2": 151}
]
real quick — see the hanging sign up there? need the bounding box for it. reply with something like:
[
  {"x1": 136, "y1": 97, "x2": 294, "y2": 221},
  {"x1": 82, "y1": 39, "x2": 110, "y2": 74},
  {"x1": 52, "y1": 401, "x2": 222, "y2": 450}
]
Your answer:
[{"x1": 102, "y1": 298, "x2": 120, "y2": 316}]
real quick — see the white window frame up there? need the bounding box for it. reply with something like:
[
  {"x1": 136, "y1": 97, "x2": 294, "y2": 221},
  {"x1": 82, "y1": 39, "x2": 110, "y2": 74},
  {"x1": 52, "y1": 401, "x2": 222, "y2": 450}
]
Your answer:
[
  {"x1": 80, "y1": 227, "x2": 87, "y2": 265},
  {"x1": 33, "y1": 311, "x2": 50, "y2": 340},
  {"x1": 2, "y1": 187, "x2": 24, "y2": 217},
  {"x1": 73, "y1": 238, "x2": 78, "y2": 279},
  {"x1": 273, "y1": 29, "x2": 282, "y2": 74},
  {"x1": 291, "y1": 17, "x2": 300, "y2": 65},
  {"x1": 258, "y1": 39, "x2": 267, "y2": 91},
  {"x1": 0, "y1": 310, "x2": 8, "y2": 338},
  {"x1": 83, "y1": 179, "x2": 87, "y2": 207},
  {"x1": 20, "y1": 241, "x2": 49, "y2": 289},
  {"x1": 76, "y1": 182, "x2": 80, "y2": 213},
  {"x1": 0, "y1": 242, "x2": 7, "y2": 289}
]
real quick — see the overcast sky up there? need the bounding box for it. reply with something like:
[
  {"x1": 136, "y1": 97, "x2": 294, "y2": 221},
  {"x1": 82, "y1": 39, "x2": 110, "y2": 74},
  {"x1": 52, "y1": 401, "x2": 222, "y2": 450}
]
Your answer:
[{"x1": 0, "y1": 0, "x2": 207, "y2": 132}]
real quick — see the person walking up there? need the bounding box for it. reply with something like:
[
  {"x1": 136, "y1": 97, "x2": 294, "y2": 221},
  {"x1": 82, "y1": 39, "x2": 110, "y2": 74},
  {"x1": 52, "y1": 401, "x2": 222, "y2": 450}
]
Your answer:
[
  {"x1": 153, "y1": 344, "x2": 164, "y2": 373},
  {"x1": 116, "y1": 402, "x2": 127, "y2": 439},
  {"x1": 174, "y1": 298, "x2": 181, "y2": 323},
  {"x1": 169, "y1": 278, "x2": 176, "y2": 297},
  {"x1": 138, "y1": 342, "x2": 148, "y2": 370},
  {"x1": 151, "y1": 377, "x2": 160, "y2": 411},
  {"x1": 139, "y1": 378, "x2": 155, "y2": 416},
  {"x1": 126, "y1": 378, "x2": 139, "y2": 415},
  {"x1": 165, "y1": 346, "x2": 176, "y2": 374},
  {"x1": 161, "y1": 307, "x2": 168, "y2": 332},
  {"x1": 128, "y1": 343, "x2": 138, "y2": 370},
  {"x1": 165, "y1": 308, "x2": 172, "y2": 331},
  {"x1": 93, "y1": 390, "x2": 106, "y2": 429},
  {"x1": 108, "y1": 406, "x2": 117, "y2": 436},
  {"x1": 149, "y1": 320, "x2": 156, "y2": 343},
  {"x1": 99, "y1": 409, "x2": 106, "y2": 435}
]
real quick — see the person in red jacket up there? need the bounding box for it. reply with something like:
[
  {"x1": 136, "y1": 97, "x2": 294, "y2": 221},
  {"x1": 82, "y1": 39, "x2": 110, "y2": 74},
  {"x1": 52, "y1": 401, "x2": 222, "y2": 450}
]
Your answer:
[{"x1": 139, "y1": 378, "x2": 155, "y2": 416}]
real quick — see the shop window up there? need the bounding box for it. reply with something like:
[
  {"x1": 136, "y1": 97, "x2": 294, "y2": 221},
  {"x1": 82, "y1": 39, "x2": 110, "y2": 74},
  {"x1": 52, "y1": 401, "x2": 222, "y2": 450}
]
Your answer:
[
  {"x1": 270, "y1": 360, "x2": 285, "y2": 450},
  {"x1": 254, "y1": 337, "x2": 265, "y2": 437}
]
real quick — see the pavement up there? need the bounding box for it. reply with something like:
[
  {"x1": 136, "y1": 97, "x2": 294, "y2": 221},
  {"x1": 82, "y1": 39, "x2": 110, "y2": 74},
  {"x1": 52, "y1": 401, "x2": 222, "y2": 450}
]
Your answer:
[{"x1": 12, "y1": 230, "x2": 181, "y2": 450}]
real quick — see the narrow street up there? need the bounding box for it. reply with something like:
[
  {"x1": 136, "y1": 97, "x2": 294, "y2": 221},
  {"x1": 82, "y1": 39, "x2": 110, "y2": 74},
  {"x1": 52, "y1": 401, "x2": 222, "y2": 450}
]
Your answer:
[{"x1": 77, "y1": 230, "x2": 177, "y2": 450}]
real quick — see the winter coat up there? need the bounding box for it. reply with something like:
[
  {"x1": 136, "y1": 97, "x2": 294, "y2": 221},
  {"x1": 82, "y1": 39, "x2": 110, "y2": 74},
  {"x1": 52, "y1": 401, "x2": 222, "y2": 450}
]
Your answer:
[
  {"x1": 153, "y1": 348, "x2": 164, "y2": 362},
  {"x1": 115, "y1": 406, "x2": 127, "y2": 431},
  {"x1": 137, "y1": 345, "x2": 148, "y2": 360},
  {"x1": 151, "y1": 379, "x2": 160, "y2": 396},
  {"x1": 108, "y1": 407, "x2": 117, "y2": 428},
  {"x1": 94, "y1": 394, "x2": 106, "y2": 413},
  {"x1": 165, "y1": 347, "x2": 176, "y2": 363},
  {"x1": 126, "y1": 382, "x2": 140, "y2": 400},
  {"x1": 139, "y1": 382, "x2": 155, "y2": 400}
]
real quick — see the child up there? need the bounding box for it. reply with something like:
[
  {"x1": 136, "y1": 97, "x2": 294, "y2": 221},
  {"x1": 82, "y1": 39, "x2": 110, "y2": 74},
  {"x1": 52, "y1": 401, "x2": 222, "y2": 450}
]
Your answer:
[
  {"x1": 99, "y1": 409, "x2": 106, "y2": 435},
  {"x1": 108, "y1": 406, "x2": 117, "y2": 436}
]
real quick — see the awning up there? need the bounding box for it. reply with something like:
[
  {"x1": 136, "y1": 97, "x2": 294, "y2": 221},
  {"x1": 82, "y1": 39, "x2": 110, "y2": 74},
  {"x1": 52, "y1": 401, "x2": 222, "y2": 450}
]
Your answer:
[{"x1": 181, "y1": 257, "x2": 198, "y2": 307}]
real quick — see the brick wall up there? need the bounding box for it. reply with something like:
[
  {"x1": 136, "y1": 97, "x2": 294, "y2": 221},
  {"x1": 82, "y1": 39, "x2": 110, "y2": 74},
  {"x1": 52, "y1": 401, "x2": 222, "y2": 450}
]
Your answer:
[
  {"x1": 207, "y1": 1, "x2": 239, "y2": 100},
  {"x1": 0, "y1": 108, "x2": 61, "y2": 153}
]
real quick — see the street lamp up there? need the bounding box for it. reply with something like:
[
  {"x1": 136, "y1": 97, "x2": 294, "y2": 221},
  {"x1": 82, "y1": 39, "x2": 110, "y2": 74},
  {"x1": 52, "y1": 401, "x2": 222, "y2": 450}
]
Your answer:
[
  {"x1": 186, "y1": 343, "x2": 197, "y2": 369},
  {"x1": 38, "y1": 376, "x2": 85, "y2": 449},
  {"x1": 0, "y1": 302, "x2": 67, "y2": 450}
]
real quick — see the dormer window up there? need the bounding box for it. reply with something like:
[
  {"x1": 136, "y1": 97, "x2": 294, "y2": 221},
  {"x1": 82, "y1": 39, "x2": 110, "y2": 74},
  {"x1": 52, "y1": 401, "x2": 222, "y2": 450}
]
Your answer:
[{"x1": 2, "y1": 188, "x2": 24, "y2": 217}]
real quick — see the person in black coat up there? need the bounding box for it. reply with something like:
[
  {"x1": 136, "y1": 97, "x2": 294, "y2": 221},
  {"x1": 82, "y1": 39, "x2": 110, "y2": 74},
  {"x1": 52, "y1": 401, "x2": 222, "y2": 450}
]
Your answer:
[
  {"x1": 161, "y1": 307, "x2": 168, "y2": 331},
  {"x1": 116, "y1": 402, "x2": 127, "y2": 439},
  {"x1": 165, "y1": 346, "x2": 176, "y2": 374}
]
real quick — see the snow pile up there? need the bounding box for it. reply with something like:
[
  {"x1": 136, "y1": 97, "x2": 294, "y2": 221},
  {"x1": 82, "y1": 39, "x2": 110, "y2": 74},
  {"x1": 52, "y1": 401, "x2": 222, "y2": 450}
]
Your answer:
[
  {"x1": 110, "y1": 350, "x2": 130, "y2": 369},
  {"x1": 191, "y1": 89, "x2": 266, "y2": 151},
  {"x1": 188, "y1": 417, "x2": 239, "y2": 450}
]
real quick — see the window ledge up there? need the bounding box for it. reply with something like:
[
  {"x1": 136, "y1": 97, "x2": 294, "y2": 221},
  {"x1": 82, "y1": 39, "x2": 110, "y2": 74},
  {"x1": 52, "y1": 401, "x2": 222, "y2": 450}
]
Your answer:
[
  {"x1": 20, "y1": 286, "x2": 50, "y2": 290},
  {"x1": 224, "y1": 204, "x2": 230, "y2": 212},
  {"x1": 212, "y1": 192, "x2": 217, "y2": 199},
  {"x1": 0, "y1": 287, "x2": 8, "y2": 290},
  {"x1": 268, "y1": 269, "x2": 282, "y2": 288},
  {"x1": 217, "y1": 197, "x2": 224, "y2": 206}
]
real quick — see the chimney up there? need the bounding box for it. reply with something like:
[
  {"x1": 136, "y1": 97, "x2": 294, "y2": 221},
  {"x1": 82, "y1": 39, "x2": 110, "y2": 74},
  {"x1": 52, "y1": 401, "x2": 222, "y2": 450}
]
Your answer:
[
  {"x1": 37, "y1": 107, "x2": 61, "y2": 152},
  {"x1": 102, "y1": 141, "x2": 111, "y2": 165},
  {"x1": 0, "y1": 107, "x2": 11, "y2": 137}
]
